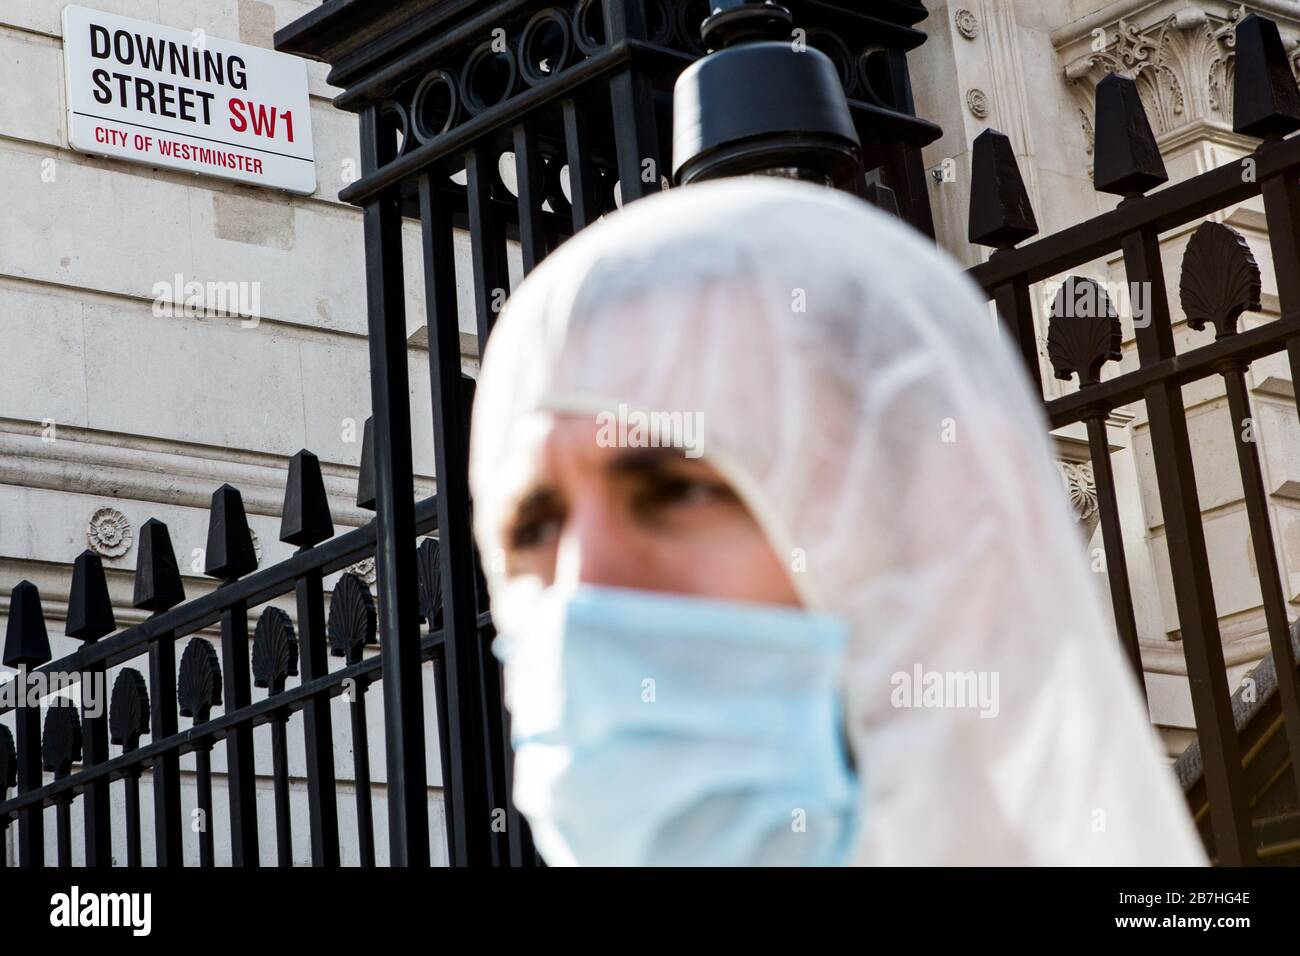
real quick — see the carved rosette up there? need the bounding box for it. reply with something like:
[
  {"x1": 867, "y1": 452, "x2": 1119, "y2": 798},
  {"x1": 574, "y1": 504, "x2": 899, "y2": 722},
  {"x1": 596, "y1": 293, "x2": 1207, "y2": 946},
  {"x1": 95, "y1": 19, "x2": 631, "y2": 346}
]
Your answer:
[
  {"x1": 955, "y1": 8, "x2": 979, "y2": 40},
  {"x1": 966, "y1": 88, "x2": 989, "y2": 118},
  {"x1": 87, "y1": 507, "x2": 132, "y2": 558}
]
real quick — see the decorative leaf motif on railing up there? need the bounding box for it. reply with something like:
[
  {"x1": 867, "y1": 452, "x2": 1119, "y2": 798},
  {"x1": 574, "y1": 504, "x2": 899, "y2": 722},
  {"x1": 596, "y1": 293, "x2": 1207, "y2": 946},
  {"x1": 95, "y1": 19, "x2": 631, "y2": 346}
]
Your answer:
[
  {"x1": 109, "y1": 668, "x2": 150, "y2": 752},
  {"x1": 252, "y1": 607, "x2": 299, "y2": 695},
  {"x1": 1047, "y1": 276, "x2": 1122, "y2": 387},
  {"x1": 417, "y1": 537, "x2": 443, "y2": 627},
  {"x1": 329, "y1": 572, "x2": 377, "y2": 665},
  {"x1": 178, "y1": 639, "x2": 223, "y2": 724},
  {"x1": 0, "y1": 725, "x2": 16, "y2": 798},
  {"x1": 41, "y1": 700, "x2": 83, "y2": 777},
  {"x1": 1179, "y1": 221, "x2": 1261, "y2": 340}
]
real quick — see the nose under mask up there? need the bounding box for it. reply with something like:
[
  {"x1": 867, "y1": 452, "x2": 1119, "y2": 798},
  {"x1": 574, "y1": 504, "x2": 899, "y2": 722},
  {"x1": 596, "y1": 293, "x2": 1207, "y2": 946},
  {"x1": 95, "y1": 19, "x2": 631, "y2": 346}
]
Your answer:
[{"x1": 492, "y1": 584, "x2": 860, "y2": 866}]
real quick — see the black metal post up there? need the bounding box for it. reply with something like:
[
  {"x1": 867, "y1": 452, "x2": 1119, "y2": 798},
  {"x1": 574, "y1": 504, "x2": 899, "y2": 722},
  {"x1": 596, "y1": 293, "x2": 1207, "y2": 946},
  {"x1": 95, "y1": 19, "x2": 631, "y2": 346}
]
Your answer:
[{"x1": 360, "y1": 103, "x2": 431, "y2": 867}]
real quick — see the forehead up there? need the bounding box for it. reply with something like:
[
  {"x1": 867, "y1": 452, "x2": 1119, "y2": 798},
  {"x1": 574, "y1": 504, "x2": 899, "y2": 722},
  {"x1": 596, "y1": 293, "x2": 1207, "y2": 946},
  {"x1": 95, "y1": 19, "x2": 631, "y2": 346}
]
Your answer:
[{"x1": 498, "y1": 412, "x2": 702, "y2": 488}]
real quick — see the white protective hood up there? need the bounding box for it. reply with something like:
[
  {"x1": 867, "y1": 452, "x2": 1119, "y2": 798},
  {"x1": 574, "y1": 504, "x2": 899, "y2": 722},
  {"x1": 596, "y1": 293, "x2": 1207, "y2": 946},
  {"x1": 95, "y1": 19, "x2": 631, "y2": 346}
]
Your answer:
[{"x1": 468, "y1": 177, "x2": 1207, "y2": 866}]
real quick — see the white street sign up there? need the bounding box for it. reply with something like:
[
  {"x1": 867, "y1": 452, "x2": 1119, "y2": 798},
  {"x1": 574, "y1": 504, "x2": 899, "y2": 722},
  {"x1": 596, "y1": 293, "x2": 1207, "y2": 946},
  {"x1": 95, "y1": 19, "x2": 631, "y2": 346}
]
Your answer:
[{"x1": 62, "y1": 5, "x2": 316, "y2": 194}]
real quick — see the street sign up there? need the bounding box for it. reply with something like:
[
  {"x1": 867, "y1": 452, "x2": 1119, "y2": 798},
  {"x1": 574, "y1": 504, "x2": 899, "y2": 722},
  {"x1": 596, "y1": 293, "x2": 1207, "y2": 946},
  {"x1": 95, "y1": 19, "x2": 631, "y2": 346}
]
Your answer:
[{"x1": 62, "y1": 5, "x2": 316, "y2": 194}]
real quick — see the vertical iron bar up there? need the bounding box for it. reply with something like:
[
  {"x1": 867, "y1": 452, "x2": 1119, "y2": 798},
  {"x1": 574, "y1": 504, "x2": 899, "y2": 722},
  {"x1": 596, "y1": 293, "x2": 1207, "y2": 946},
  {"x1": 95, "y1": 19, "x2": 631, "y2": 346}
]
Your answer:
[
  {"x1": 149, "y1": 632, "x2": 182, "y2": 866},
  {"x1": 81, "y1": 660, "x2": 111, "y2": 866},
  {"x1": 15, "y1": 668, "x2": 42, "y2": 867},
  {"x1": 219, "y1": 598, "x2": 259, "y2": 866},
  {"x1": 465, "y1": 147, "x2": 509, "y2": 345},
  {"x1": 55, "y1": 801, "x2": 71, "y2": 868},
  {"x1": 476, "y1": 628, "x2": 505, "y2": 866},
  {"x1": 196, "y1": 744, "x2": 214, "y2": 867},
  {"x1": 992, "y1": 278, "x2": 1044, "y2": 396},
  {"x1": 513, "y1": 123, "x2": 548, "y2": 274},
  {"x1": 1084, "y1": 412, "x2": 1144, "y2": 696},
  {"x1": 1122, "y1": 227, "x2": 1254, "y2": 864},
  {"x1": 1221, "y1": 370, "x2": 1297, "y2": 761},
  {"x1": 360, "y1": 105, "x2": 430, "y2": 866},
  {"x1": 608, "y1": 70, "x2": 662, "y2": 204},
  {"x1": 431, "y1": 647, "x2": 457, "y2": 865},
  {"x1": 419, "y1": 172, "x2": 493, "y2": 866},
  {"x1": 295, "y1": 565, "x2": 340, "y2": 866},
  {"x1": 271, "y1": 718, "x2": 292, "y2": 866},
  {"x1": 124, "y1": 769, "x2": 142, "y2": 867},
  {"x1": 605, "y1": 2, "x2": 661, "y2": 206},
  {"x1": 563, "y1": 99, "x2": 600, "y2": 231},
  {"x1": 349, "y1": 681, "x2": 375, "y2": 867},
  {"x1": 1251, "y1": 169, "x2": 1300, "y2": 797},
  {"x1": 56, "y1": 797, "x2": 71, "y2": 867}
]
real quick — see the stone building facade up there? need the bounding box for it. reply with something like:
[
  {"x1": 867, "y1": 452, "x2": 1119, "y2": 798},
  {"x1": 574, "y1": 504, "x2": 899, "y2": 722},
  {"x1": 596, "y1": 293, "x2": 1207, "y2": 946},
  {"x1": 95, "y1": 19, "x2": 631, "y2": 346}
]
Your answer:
[
  {"x1": 1, "y1": 0, "x2": 1296, "y2": 862},
  {"x1": 915, "y1": 0, "x2": 1300, "y2": 759}
]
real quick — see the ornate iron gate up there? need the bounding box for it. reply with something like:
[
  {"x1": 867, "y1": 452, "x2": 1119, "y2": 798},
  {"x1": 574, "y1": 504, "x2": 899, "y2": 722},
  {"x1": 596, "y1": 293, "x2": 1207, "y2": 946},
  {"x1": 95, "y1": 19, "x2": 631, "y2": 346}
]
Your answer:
[
  {"x1": 964, "y1": 12, "x2": 1300, "y2": 866},
  {"x1": 0, "y1": 0, "x2": 934, "y2": 867}
]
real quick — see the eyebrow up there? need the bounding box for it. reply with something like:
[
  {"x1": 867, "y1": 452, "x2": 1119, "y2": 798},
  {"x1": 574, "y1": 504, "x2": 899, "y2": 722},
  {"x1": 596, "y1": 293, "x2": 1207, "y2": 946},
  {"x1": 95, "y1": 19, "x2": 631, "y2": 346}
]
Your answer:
[
  {"x1": 603, "y1": 446, "x2": 691, "y2": 478},
  {"x1": 502, "y1": 447, "x2": 699, "y2": 533}
]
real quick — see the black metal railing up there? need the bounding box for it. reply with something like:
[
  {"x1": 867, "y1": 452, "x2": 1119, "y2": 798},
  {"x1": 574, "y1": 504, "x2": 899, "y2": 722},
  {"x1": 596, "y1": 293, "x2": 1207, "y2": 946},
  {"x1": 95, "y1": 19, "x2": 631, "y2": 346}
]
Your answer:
[
  {"x1": 0, "y1": 443, "x2": 457, "y2": 866},
  {"x1": 964, "y1": 12, "x2": 1300, "y2": 866}
]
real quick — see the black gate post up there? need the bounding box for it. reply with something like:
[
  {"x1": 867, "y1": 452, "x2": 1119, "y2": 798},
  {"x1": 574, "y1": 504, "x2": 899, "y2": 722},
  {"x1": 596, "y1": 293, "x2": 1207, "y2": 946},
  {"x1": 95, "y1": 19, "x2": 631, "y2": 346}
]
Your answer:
[
  {"x1": 419, "y1": 175, "x2": 493, "y2": 866},
  {"x1": 275, "y1": 0, "x2": 938, "y2": 867},
  {"x1": 359, "y1": 103, "x2": 430, "y2": 867}
]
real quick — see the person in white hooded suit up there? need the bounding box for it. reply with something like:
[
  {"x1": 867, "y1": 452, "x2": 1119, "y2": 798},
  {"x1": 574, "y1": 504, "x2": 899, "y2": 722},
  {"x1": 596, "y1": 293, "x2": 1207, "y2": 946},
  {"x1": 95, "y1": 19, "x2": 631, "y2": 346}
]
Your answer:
[{"x1": 468, "y1": 176, "x2": 1207, "y2": 866}]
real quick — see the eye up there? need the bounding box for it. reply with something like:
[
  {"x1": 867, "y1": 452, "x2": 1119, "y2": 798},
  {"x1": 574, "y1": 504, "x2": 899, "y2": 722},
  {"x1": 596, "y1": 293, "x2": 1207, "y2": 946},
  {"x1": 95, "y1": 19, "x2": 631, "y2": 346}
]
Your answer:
[
  {"x1": 634, "y1": 474, "x2": 737, "y2": 514},
  {"x1": 505, "y1": 493, "x2": 565, "y2": 551},
  {"x1": 507, "y1": 514, "x2": 562, "y2": 550}
]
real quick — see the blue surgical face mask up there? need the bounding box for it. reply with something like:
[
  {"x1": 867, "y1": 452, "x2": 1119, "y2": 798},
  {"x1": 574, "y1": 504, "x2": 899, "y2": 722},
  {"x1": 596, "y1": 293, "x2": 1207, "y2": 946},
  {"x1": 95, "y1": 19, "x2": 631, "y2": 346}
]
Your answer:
[{"x1": 492, "y1": 585, "x2": 859, "y2": 866}]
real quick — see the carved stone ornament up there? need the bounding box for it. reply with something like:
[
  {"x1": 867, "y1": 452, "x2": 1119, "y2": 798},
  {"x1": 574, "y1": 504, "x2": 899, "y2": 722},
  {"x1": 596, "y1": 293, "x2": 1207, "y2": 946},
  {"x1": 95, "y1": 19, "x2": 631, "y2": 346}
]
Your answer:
[
  {"x1": 1059, "y1": 460, "x2": 1101, "y2": 539},
  {"x1": 1059, "y1": 4, "x2": 1300, "y2": 149},
  {"x1": 346, "y1": 556, "x2": 377, "y2": 586},
  {"x1": 87, "y1": 507, "x2": 132, "y2": 558},
  {"x1": 955, "y1": 8, "x2": 979, "y2": 40},
  {"x1": 966, "y1": 88, "x2": 989, "y2": 118}
]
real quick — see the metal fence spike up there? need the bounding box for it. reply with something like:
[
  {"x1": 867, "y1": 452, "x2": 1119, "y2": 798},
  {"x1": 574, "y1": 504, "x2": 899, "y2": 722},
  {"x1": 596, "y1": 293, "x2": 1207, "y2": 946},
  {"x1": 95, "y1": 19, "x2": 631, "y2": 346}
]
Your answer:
[
  {"x1": 132, "y1": 518, "x2": 186, "y2": 612},
  {"x1": 66, "y1": 549, "x2": 116, "y2": 642},
  {"x1": 3, "y1": 581, "x2": 51, "y2": 668},
  {"x1": 357, "y1": 416, "x2": 377, "y2": 512},
  {"x1": 1093, "y1": 73, "x2": 1167, "y2": 197},
  {"x1": 1233, "y1": 14, "x2": 1300, "y2": 139},
  {"x1": 281, "y1": 449, "x2": 335, "y2": 547},
  {"x1": 967, "y1": 128, "x2": 1038, "y2": 248},
  {"x1": 204, "y1": 484, "x2": 258, "y2": 581}
]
